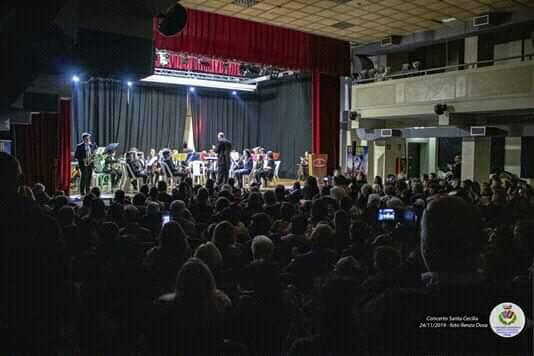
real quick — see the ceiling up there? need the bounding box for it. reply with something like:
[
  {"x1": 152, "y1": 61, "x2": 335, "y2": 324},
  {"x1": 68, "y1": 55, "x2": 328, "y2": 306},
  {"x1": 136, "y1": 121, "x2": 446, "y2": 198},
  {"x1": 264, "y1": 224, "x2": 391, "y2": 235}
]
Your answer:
[{"x1": 179, "y1": 0, "x2": 534, "y2": 43}]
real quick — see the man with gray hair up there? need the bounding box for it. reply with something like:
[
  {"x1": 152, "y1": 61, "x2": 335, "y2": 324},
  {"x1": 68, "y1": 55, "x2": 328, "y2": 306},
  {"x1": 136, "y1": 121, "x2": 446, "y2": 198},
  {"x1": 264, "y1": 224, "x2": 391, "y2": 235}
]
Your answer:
[
  {"x1": 170, "y1": 200, "x2": 196, "y2": 238},
  {"x1": 251, "y1": 235, "x2": 274, "y2": 261},
  {"x1": 240, "y1": 235, "x2": 280, "y2": 297}
]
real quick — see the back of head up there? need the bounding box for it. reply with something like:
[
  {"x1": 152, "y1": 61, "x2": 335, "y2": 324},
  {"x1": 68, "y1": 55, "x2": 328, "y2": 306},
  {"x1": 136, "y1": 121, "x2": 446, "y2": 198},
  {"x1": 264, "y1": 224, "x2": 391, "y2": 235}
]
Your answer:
[
  {"x1": 114, "y1": 190, "x2": 126, "y2": 203},
  {"x1": 194, "y1": 241, "x2": 223, "y2": 273},
  {"x1": 124, "y1": 205, "x2": 141, "y2": 224},
  {"x1": 247, "y1": 191, "x2": 264, "y2": 210},
  {"x1": 421, "y1": 196, "x2": 483, "y2": 273},
  {"x1": 212, "y1": 221, "x2": 235, "y2": 250},
  {"x1": 280, "y1": 202, "x2": 296, "y2": 222},
  {"x1": 91, "y1": 198, "x2": 107, "y2": 219},
  {"x1": 169, "y1": 200, "x2": 186, "y2": 219},
  {"x1": 215, "y1": 196, "x2": 231, "y2": 212},
  {"x1": 146, "y1": 201, "x2": 161, "y2": 216},
  {"x1": 157, "y1": 180, "x2": 168, "y2": 193},
  {"x1": 197, "y1": 187, "x2": 209, "y2": 202},
  {"x1": 0, "y1": 152, "x2": 22, "y2": 198},
  {"x1": 174, "y1": 258, "x2": 217, "y2": 311},
  {"x1": 311, "y1": 223, "x2": 334, "y2": 249},
  {"x1": 133, "y1": 193, "x2": 146, "y2": 206},
  {"x1": 335, "y1": 256, "x2": 366, "y2": 283},
  {"x1": 58, "y1": 206, "x2": 75, "y2": 227},
  {"x1": 249, "y1": 212, "x2": 272, "y2": 237},
  {"x1": 291, "y1": 214, "x2": 308, "y2": 235},
  {"x1": 160, "y1": 221, "x2": 187, "y2": 252},
  {"x1": 251, "y1": 235, "x2": 274, "y2": 260}
]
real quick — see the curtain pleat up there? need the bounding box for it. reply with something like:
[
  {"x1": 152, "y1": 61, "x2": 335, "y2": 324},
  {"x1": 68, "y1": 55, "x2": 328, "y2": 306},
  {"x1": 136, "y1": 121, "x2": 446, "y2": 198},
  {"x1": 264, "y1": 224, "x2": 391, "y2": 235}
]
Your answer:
[{"x1": 73, "y1": 79, "x2": 187, "y2": 153}]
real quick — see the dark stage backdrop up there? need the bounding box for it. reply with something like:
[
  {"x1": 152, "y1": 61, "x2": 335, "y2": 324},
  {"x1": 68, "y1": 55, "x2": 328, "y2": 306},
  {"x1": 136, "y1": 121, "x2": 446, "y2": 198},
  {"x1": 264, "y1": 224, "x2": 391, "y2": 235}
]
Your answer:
[
  {"x1": 73, "y1": 78, "x2": 187, "y2": 152},
  {"x1": 191, "y1": 92, "x2": 260, "y2": 154},
  {"x1": 257, "y1": 77, "x2": 312, "y2": 177}
]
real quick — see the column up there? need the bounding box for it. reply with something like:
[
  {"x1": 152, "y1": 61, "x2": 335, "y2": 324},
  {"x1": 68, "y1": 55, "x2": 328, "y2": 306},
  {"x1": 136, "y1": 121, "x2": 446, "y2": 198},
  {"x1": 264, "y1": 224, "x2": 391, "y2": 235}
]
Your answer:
[
  {"x1": 464, "y1": 36, "x2": 478, "y2": 69},
  {"x1": 461, "y1": 137, "x2": 491, "y2": 182}
]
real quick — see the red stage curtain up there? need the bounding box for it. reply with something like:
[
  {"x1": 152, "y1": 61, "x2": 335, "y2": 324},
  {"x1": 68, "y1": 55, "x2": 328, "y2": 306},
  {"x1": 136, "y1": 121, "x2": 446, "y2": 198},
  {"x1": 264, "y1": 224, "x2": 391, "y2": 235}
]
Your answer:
[
  {"x1": 153, "y1": 9, "x2": 349, "y2": 75},
  {"x1": 312, "y1": 71, "x2": 340, "y2": 174},
  {"x1": 154, "y1": 9, "x2": 350, "y2": 174},
  {"x1": 16, "y1": 113, "x2": 58, "y2": 191},
  {"x1": 57, "y1": 99, "x2": 71, "y2": 194}
]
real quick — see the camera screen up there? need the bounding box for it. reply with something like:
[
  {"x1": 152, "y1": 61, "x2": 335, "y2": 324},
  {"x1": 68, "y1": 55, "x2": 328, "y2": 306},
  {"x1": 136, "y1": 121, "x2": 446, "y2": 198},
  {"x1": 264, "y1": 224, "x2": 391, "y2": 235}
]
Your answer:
[
  {"x1": 378, "y1": 208, "x2": 396, "y2": 221},
  {"x1": 162, "y1": 214, "x2": 171, "y2": 225}
]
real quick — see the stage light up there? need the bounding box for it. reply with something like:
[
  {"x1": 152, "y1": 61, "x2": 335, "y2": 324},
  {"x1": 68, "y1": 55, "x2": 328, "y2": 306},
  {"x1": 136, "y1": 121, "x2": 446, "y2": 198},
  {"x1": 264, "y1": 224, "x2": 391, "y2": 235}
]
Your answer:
[
  {"x1": 141, "y1": 75, "x2": 257, "y2": 92},
  {"x1": 190, "y1": 87, "x2": 195, "y2": 92},
  {"x1": 72, "y1": 75, "x2": 80, "y2": 83},
  {"x1": 232, "y1": 91, "x2": 237, "y2": 95},
  {"x1": 127, "y1": 81, "x2": 133, "y2": 87}
]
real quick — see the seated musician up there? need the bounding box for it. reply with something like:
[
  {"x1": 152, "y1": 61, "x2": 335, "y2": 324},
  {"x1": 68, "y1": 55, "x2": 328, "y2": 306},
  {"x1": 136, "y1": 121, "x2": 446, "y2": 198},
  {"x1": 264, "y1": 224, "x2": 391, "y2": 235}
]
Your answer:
[
  {"x1": 254, "y1": 150, "x2": 275, "y2": 185},
  {"x1": 146, "y1": 148, "x2": 160, "y2": 185},
  {"x1": 160, "y1": 149, "x2": 186, "y2": 178},
  {"x1": 126, "y1": 151, "x2": 147, "y2": 185},
  {"x1": 233, "y1": 149, "x2": 254, "y2": 187},
  {"x1": 103, "y1": 147, "x2": 122, "y2": 186}
]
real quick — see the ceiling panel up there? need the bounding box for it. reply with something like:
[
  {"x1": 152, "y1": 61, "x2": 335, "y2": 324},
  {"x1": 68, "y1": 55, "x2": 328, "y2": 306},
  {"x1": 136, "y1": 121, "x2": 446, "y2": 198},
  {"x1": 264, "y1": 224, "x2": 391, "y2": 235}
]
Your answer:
[{"x1": 178, "y1": 0, "x2": 534, "y2": 43}]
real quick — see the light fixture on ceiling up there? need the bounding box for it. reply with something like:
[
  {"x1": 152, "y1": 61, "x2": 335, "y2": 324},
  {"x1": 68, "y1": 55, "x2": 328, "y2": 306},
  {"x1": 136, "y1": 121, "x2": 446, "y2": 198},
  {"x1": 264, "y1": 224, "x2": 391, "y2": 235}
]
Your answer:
[
  {"x1": 141, "y1": 75, "x2": 257, "y2": 92},
  {"x1": 441, "y1": 17, "x2": 457, "y2": 23},
  {"x1": 233, "y1": 0, "x2": 257, "y2": 8}
]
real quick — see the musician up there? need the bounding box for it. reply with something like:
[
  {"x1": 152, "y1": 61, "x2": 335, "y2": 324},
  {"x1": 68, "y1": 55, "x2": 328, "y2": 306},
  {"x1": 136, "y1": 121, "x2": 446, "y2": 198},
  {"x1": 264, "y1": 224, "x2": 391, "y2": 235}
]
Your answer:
[
  {"x1": 233, "y1": 149, "x2": 254, "y2": 188},
  {"x1": 126, "y1": 151, "x2": 147, "y2": 187},
  {"x1": 146, "y1": 148, "x2": 160, "y2": 185},
  {"x1": 103, "y1": 147, "x2": 122, "y2": 187},
  {"x1": 161, "y1": 149, "x2": 186, "y2": 178},
  {"x1": 214, "y1": 132, "x2": 232, "y2": 185},
  {"x1": 298, "y1": 151, "x2": 309, "y2": 179},
  {"x1": 75, "y1": 132, "x2": 96, "y2": 195},
  {"x1": 255, "y1": 150, "x2": 275, "y2": 185}
]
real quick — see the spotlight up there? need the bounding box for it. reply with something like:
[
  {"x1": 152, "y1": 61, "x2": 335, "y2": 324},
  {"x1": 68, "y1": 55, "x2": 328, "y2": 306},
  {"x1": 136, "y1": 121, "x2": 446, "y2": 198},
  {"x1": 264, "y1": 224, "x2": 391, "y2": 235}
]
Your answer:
[
  {"x1": 232, "y1": 91, "x2": 237, "y2": 95},
  {"x1": 127, "y1": 81, "x2": 133, "y2": 87},
  {"x1": 72, "y1": 75, "x2": 80, "y2": 83},
  {"x1": 189, "y1": 87, "x2": 195, "y2": 92}
]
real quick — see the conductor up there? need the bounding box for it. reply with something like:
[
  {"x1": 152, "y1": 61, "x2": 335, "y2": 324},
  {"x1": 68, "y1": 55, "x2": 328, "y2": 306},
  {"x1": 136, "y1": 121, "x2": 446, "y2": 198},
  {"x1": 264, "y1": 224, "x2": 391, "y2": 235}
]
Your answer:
[{"x1": 215, "y1": 132, "x2": 232, "y2": 185}]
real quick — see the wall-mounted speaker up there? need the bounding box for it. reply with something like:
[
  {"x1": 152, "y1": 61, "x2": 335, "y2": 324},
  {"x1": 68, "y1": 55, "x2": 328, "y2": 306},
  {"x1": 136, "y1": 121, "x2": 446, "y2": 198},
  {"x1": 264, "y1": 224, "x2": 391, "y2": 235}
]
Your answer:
[
  {"x1": 158, "y1": 3, "x2": 187, "y2": 36},
  {"x1": 434, "y1": 103, "x2": 448, "y2": 115}
]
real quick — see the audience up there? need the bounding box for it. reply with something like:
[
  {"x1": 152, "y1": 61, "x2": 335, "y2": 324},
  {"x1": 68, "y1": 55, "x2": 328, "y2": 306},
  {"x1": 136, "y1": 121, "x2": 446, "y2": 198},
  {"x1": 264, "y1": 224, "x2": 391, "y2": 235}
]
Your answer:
[{"x1": 1, "y1": 149, "x2": 532, "y2": 355}]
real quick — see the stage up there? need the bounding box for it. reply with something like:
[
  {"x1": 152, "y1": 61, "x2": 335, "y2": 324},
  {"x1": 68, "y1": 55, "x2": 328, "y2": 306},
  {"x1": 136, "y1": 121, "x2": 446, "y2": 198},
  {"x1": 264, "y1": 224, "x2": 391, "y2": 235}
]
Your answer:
[{"x1": 69, "y1": 178, "x2": 300, "y2": 202}]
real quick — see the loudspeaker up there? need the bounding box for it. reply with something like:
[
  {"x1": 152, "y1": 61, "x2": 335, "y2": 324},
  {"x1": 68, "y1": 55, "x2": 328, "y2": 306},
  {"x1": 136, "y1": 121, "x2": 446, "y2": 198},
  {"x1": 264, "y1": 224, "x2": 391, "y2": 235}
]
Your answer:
[
  {"x1": 434, "y1": 103, "x2": 448, "y2": 115},
  {"x1": 23, "y1": 92, "x2": 59, "y2": 113},
  {"x1": 158, "y1": 3, "x2": 187, "y2": 36}
]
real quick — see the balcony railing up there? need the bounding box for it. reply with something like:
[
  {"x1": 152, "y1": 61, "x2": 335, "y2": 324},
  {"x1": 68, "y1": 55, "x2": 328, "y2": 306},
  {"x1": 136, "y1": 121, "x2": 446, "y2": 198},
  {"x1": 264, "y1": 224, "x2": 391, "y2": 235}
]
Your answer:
[{"x1": 353, "y1": 53, "x2": 534, "y2": 85}]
